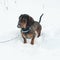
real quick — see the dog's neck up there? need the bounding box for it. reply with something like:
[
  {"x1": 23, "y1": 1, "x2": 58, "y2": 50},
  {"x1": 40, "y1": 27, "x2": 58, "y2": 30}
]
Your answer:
[{"x1": 21, "y1": 27, "x2": 31, "y2": 34}]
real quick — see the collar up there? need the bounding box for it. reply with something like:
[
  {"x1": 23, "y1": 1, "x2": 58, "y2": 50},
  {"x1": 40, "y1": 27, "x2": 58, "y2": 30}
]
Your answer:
[{"x1": 21, "y1": 27, "x2": 31, "y2": 34}]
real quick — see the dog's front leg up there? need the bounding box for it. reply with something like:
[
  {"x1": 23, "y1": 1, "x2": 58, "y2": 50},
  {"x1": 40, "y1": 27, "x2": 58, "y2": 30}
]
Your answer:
[
  {"x1": 22, "y1": 33, "x2": 27, "y2": 43},
  {"x1": 23, "y1": 37, "x2": 27, "y2": 43},
  {"x1": 31, "y1": 36, "x2": 35, "y2": 45}
]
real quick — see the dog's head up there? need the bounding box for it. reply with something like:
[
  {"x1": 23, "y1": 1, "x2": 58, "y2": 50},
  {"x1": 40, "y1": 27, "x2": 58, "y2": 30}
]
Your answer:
[{"x1": 17, "y1": 14, "x2": 34, "y2": 29}]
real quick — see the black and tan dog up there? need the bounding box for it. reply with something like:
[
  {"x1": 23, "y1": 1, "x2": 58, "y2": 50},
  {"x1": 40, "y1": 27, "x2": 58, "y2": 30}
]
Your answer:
[{"x1": 17, "y1": 14, "x2": 43, "y2": 45}]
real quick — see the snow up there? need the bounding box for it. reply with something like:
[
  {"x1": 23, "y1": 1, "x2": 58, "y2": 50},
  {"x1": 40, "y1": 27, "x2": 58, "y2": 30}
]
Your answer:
[{"x1": 0, "y1": 0, "x2": 60, "y2": 60}]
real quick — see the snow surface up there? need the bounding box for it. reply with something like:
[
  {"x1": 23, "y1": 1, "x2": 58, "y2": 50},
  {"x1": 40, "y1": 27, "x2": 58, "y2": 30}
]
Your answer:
[{"x1": 0, "y1": 0, "x2": 60, "y2": 60}]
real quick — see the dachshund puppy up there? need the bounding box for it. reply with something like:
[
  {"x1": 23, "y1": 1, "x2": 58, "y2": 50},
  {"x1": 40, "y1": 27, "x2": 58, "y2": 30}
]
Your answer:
[{"x1": 17, "y1": 14, "x2": 43, "y2": 45}]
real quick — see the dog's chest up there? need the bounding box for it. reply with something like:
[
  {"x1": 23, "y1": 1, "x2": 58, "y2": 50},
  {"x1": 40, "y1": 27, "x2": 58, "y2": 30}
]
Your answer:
[{"x1": 21, "y1": 27, "x2": 33, "y2": 39}]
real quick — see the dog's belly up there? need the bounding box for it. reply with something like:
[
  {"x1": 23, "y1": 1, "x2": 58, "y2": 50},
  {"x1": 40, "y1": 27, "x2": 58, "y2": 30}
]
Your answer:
[
  {"x1": 22, "y1": 32, "x2": 34, "y2": 39},
  {"x1": 26, "y1": 34, "x2": 33, "y2": 39}
]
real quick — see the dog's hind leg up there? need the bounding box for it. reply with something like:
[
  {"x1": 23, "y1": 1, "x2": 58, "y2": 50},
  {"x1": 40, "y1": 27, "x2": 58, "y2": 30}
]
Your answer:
[{"x1": 36, "y1": 27, "x2": 42, "y2": 37}]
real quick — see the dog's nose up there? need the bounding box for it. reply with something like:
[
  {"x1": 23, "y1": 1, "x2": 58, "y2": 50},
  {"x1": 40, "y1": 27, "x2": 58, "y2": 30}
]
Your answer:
[{"x1": 17, "y1": 25, "x2": 20, "y2": 28}]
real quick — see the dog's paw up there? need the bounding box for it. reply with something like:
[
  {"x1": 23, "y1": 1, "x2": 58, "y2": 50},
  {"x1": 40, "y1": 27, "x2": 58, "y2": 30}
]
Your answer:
[
  {"x1": 24, "y1": 41, "x2": 27, "y2": 44},
  {"x1": 31, "y1": 42, "x2": 34, "y2": 45}
]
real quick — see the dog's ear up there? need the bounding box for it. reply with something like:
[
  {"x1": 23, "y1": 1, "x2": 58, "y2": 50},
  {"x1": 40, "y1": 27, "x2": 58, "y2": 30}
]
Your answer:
[
  {"x1": 19, "y1": 14, "x2": 23, "y2": 20},
  {"x1": 27, "y1": 16, "x2": 34, "y2": 27}
]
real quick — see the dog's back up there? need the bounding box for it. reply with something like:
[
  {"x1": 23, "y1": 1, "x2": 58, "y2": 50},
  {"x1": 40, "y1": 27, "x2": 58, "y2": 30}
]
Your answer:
[{"x1": 30, "y1": 21, "x2": 41, "y2": 31}]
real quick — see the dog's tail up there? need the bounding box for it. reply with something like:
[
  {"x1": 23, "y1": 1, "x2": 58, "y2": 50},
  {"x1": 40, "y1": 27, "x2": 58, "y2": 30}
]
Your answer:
[{"x1": 39, "y1": 13, "x2": 44, "y2": 23}]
